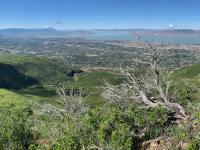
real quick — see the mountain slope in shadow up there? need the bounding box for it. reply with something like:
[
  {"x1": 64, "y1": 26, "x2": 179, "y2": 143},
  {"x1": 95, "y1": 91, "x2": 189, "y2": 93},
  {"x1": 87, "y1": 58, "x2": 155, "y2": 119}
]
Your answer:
[{"x1": 0, "y1": 63, "x2": 39, "y2": 90}]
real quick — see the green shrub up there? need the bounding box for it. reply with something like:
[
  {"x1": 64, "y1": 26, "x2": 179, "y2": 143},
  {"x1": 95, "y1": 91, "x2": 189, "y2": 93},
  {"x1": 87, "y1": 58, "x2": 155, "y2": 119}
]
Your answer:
[
  {"x1": 50, "y1": 105, "x2": 169, "y2": 150},
  {"x1": 0, "y1": 107, "x2": 38, "y2": 150},
  {"x1": 186, "y1": 132, "x2": 200, "y2": 150}
]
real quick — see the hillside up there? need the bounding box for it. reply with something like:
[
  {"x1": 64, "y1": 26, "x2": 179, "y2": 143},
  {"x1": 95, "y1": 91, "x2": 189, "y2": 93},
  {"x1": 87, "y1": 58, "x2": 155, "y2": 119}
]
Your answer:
[
  {"x1": 0, "y1": 62, "x2": 38, "y2": 89},
  {"x1": 0, "y1": 53, "x2": 199, "y2": 149},
  {"x1": 0, "y1": 53, "x2": 121, "y2": 100},
  {"x1": 172, "y1": 64, "x2": 200, "y2": 79},
  {"x1": 0, "y1": 53, "x2": 72, "y2": 85}
]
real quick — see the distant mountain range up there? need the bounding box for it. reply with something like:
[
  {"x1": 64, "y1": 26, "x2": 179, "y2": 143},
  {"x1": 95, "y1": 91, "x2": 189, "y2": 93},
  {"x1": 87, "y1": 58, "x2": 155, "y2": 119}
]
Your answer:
[
  {"x1": 0, "y1": 28, "x2": 200, "y2": 38},
  {"x1": 0, "y1": 28, "x2": 93, "y2": 38},
  {"x1": 0, "y1": 28, "x2": 60, "y2": 37}
]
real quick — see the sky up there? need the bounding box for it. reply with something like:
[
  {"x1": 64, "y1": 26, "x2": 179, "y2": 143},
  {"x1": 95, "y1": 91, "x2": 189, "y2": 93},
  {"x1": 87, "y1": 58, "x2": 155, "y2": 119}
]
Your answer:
[{"x1": 0, "y1": 0, "x2": 200, "y2": 29}]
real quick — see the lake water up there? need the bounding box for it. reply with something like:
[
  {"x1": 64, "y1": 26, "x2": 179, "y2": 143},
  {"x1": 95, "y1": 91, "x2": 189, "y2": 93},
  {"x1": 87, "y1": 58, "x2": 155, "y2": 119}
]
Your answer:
[{"x1": 82, "y1": 31, "x2": 200, "y2": 45}]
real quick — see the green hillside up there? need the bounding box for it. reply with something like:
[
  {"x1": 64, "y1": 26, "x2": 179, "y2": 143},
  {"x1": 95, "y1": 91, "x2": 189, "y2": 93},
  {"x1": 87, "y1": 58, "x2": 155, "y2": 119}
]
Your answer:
[
  {"x1": 0, "y1": 53, "x2": 199, "y2": 149},
  {"x1": 172, "y1": 64, "x2": 200, "y2": 79},
  {"x1": 0, "y1": 53, "x2": 121, "y2": 102},
  {"x1": 0, "y1": 53, "x2": 72, "y2": 85},
  {"x1": 69, "y1": 70, "x2": 122, "y2": 105},
  {"x1": 0, "y1": 62, "x2": 38, "y2": 89}
]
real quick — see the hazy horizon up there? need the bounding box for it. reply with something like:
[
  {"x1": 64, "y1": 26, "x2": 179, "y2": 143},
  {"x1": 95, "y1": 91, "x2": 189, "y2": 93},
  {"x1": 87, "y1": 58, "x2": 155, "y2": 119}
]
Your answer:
[{"x1": 0, "y1": 27, "x2": 200, "y2": 30}]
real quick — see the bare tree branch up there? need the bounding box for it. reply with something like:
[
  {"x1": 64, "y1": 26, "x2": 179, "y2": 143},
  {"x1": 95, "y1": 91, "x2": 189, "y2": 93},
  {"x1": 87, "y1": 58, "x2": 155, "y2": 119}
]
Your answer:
[{"x1": 103, "y1": 35, "x2": 190, "y2": 121}]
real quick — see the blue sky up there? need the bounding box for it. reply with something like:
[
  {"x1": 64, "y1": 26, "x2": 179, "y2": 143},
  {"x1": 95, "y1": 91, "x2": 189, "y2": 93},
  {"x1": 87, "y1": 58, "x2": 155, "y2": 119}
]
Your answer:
[{"x1": 0, "y1": 0, "x2": 200, "y2": 29}]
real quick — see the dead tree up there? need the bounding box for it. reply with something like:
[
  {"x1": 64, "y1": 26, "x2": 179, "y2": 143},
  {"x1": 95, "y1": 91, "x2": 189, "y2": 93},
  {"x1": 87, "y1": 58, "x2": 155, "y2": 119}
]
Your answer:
[
  {"x1": 56, "y1": 85, "x2": 87, "y2": 120},
  {"x1": 40, "y1": 84, "x2": 87, "y2": 121},
  {"x1": 103, "y1": 39, "x2": 190, "y2": 122}
]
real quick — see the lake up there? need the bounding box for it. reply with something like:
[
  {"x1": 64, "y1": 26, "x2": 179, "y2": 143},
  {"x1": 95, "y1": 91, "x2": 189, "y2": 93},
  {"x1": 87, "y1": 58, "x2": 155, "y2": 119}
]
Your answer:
[{"x1": 81, "y1": 30, "x2": 200, "y2": 45}]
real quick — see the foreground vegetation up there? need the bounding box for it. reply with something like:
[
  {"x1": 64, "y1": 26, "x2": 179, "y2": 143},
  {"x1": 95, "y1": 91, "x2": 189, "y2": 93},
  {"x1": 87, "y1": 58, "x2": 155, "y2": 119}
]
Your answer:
[{"x1": 0, "y1": 47, "x2": 199, "y2": 149}]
